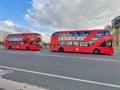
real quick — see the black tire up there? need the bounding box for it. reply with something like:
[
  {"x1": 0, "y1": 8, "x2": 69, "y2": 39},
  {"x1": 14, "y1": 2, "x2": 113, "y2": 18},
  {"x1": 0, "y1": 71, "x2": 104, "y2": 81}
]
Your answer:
[
  {"x1": 26, "y1": 46, "x2": 29, "y2": 50},
  {"x1": 8, "y1": 46, "x2": 11, "y2": 49},
  {"x1": 93, "y1": 49, "x2": 100, "y2": 54},
  {"x1": 59, "y1": 48, "x2": 64, "y2": 52}
]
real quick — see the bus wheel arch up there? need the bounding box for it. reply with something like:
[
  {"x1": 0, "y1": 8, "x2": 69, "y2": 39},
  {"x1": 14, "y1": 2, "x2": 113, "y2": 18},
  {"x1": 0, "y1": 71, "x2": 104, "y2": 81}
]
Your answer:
[
  {"x1": 93, "y1": 49, "x2": 100, "y2": 54},
  {"x1": 59, "y1": 47, "x2": 64, "y2": 52}
]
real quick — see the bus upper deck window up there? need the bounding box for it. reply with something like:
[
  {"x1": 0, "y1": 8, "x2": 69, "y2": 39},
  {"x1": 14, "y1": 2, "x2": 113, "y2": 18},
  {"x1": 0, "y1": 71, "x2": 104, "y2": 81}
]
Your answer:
[{"x1": 104, "y1": 31, "x2": 110, "y2": 35}]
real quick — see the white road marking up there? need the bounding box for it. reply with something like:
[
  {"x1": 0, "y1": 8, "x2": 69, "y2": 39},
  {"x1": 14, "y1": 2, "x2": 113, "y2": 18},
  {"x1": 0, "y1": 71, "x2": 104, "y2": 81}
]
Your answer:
[
  {"x1": 0, "y1": 50, "x2": 120, "y2": 63},
  {"x1": 0, "y1": 65, "x2": 120, "y2": 88},
  {"x1": 36, "y1": 52, "x2": 40, "y2": 53},
  {"x1": 0, "y1": 69, "x2": 13, "y2": 76}
]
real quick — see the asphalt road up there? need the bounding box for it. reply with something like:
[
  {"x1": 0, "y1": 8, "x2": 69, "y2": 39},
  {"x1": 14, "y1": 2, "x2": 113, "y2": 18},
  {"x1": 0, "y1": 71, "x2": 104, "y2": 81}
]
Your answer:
[{"x1": 0, "y1": 47, "x2": 120, "y2": 90}]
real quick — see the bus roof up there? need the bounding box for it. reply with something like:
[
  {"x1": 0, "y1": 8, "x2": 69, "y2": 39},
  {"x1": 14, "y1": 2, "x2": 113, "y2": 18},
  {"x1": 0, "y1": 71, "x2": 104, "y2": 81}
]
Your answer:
[
  {"x1": 8, "y1": 32, "x2": 41, "y2": 35},
  {"x1": 54, "y1": 29, "x2": 109, "y2": 33}
]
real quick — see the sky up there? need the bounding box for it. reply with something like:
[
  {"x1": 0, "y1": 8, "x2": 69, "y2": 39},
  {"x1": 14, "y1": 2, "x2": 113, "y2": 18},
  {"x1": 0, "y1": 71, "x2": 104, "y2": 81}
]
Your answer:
[
  {"x1": 0, "y1": 0, "x2": 120, "y2": 42},
  {"x1": 0, "y1": 0, "x2": 31, "y2": 26}
]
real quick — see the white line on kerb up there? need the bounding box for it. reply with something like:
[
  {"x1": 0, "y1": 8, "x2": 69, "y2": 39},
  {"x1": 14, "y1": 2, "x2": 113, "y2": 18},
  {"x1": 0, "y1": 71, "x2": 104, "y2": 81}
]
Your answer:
[{"x1": 0, "y1": 65, "x2": 120, "y2": 88}]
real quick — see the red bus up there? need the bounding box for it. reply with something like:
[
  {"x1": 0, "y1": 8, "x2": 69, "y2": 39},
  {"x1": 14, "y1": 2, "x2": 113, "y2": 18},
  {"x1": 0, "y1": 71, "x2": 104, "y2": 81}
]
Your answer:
[
  {"x1": 50, "y1": 29, "x2": 114, "y2": 54},
  {"x1": 4, "y1": 32, "x2": 42, "y2": 50}
]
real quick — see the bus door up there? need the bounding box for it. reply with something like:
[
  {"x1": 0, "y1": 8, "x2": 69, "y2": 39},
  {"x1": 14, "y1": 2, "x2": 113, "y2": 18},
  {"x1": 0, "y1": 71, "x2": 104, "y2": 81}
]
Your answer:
[{"x1": 50, "y1": 37, "x2": 58, "y2": 51}]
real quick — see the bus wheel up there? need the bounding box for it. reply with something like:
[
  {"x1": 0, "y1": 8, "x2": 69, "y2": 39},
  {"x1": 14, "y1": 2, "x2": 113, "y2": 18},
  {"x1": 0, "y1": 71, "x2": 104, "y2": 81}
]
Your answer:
[
  {"x1": 59, "y1": 48, "x2": 64, "y2": 52},
  {"x1": 26, "y1": 46, "x2": 29, "y2": 50},
  {"x1": 93, "y1": 49, "x2": 100, "y2": 54},
  {"x1": 8, "y1": 46, "x2": 11, "y2": 49}
]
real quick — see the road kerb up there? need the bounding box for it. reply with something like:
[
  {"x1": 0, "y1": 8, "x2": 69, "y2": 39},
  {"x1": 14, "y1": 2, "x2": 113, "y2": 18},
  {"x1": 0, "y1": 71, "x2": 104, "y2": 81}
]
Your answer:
[{"x1": 0, "y1": 77, "x2": 48, "y2": 90}]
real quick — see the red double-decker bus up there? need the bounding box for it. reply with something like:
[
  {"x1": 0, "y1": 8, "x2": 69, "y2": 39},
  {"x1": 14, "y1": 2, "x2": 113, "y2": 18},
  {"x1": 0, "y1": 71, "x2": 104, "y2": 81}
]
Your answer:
[
  {"x1": 4, "y1": 32, "x2": 42, "y2": 50},
  {"x1": 50, "y1": 29, "x2": 114, "y2": 54}
]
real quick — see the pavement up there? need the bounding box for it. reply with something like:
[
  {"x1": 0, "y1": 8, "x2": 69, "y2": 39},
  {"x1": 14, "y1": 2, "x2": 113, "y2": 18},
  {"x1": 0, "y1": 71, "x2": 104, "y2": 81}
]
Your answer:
[{"x1": 0, "y1": 77, "x2": 48, "y2": 90}]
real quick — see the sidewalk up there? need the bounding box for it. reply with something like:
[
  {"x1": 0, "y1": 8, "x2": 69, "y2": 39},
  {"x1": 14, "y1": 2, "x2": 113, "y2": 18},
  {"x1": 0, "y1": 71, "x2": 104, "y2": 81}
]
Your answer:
[{"x1": 0, "y1": 77, "x2": 48, "y2": 90}]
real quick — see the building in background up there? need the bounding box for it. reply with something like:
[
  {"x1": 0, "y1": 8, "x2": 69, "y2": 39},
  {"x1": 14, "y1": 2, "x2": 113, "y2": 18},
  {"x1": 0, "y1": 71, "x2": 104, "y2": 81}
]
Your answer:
[{"x1": 111, "y1": 16, "x2": 120, "y2": 47}]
